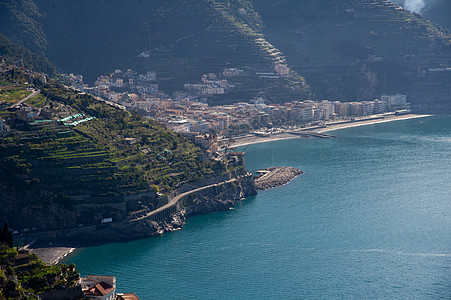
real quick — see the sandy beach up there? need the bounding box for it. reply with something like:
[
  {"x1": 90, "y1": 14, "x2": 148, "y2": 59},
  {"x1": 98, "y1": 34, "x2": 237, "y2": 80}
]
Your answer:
[
  {"x1": 230, "y1": 113, "x2": 432, "y2": 148},
  {"x1": 316, "y1": 113, "x2": 432, "y2": 133},
  {"x1": 29, "y1": 247, "x2": 76, "y2": 265}
]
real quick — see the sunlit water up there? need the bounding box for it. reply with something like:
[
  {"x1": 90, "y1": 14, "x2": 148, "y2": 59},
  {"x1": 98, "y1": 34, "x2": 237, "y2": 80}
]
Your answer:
[{"x1": 64, "y1": 115, "x2": 451, "y2": 299}]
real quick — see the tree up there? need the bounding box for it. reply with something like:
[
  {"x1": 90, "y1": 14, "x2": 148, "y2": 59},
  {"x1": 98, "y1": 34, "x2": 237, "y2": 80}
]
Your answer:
[{"x1": 0, "y1": 222, "x2": 14, "y2": 248}]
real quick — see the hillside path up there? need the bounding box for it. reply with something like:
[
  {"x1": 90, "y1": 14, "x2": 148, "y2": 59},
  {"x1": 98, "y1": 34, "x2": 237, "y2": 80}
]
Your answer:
[{"x1": 11, "y1": 89, "x2": 41, "y2": 107}]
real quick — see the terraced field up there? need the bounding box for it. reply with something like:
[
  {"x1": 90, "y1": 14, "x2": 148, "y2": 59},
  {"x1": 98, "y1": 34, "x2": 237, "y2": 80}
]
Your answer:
[{"x1": 0, "y1": 68, "x2": 226, "y2": 231}]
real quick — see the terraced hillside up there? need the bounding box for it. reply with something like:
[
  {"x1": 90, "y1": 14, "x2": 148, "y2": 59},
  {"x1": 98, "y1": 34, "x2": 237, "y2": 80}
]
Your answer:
[
  {"x1": 0, "y1": 0, "x2": 311, "y2": 104},
  {"x1": 0, "y1": 67, "x2": 226, "y2": 231},
  {"x1": 1, "y1": 0, "x2": 450, "y2": 109},
  {"x1": 253, "y1": 0, "x2": 451, "y2": 109}
]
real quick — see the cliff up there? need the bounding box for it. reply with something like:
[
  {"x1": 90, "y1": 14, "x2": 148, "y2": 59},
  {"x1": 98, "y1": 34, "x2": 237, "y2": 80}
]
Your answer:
[
  {"x1": 21, "y1": 174, "x2": 257, "y2": 242},
  {"x1": 183, "y1": 173, "x2": 257, "y2": 215}
]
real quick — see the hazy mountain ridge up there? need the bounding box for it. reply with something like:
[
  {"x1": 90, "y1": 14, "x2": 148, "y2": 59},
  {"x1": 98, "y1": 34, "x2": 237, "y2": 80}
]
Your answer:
[
  {"x1": 253, "y1": 0, "x2": 451, "y2": 108},
  {"x1": 1, "y1": 0, "x2": 451, "y2": 108}
]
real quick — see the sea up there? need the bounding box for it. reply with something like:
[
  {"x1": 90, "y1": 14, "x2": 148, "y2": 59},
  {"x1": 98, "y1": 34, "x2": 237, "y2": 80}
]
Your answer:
[{"x1": 64, "y1": 115, "x2": 451, "y2": 299}]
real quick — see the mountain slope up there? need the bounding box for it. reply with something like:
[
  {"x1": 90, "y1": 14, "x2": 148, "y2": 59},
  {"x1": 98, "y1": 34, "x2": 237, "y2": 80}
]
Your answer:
[
  {"x1": 2, "y1": 0, "x2": 310, "y2": 103},
  {"x1": 1, "y1": 0, "x2": 451, "y2": 109},
  {"x1": 0, "y1": 33, "x2": 55, "y2": 75},
  {"x1": 0, "y1": 66, "x2": 225, "y2": 231},
  {"x1": 253, "y1": 0, "x2": 451, "y2": 109}
]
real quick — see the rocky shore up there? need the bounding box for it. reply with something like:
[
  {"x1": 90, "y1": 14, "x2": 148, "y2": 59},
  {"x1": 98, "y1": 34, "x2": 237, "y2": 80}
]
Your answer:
[{"x1": 255, "y1": 167, "x2": 303, "y2": 190}]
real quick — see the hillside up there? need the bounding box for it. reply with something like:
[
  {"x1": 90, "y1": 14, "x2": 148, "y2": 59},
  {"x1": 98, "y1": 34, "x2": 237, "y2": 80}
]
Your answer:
[
  {"x1": 0, "y1": 0, "x2": 310, "y2": 104},
  {"x1": 1, "y1": 0, "x2": 451, "y2": 109},
  {"x1": 391, "y1": 0, "x2": 451, "y2": 31},
  {"x1": 0, "y1": 66, "x2": 227, "y2": 232},
  {"x1": 0, "y1": 33, "x2": 55, "y2": 76},
  {"x1": 423, "y1": 0, "x2": 451, "y2": 32},
  {"x1": 253, "y1": 0, "x2": 451, "y2": 110}
]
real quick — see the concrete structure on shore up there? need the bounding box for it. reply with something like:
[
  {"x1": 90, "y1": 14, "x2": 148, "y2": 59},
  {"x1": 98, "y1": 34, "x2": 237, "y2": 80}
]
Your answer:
[{"x1": 255, "y1": 167, "x2": 303, "y2": 190}]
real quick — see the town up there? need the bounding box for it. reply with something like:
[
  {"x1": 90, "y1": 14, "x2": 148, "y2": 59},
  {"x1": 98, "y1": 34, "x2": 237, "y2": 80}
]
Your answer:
[{"x1": 59, "y1": 67, "x2": 411, "y2": 152}]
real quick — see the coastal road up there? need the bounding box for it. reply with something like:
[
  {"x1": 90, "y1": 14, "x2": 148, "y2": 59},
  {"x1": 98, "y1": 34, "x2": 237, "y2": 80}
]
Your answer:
[{"x1": 130, "y1": 174, "x2": 248, "y2": 222}]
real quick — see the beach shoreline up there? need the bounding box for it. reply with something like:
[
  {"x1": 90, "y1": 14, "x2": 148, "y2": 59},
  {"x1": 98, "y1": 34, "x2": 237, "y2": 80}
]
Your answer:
[
  {"x1": 28, "y1": 246, "x2": 76, "y2": 265},
  {"x1": 24, "y1": 114, "x2": 432, "y2": 265},
  {"x1": 229, "y1": 113, "x2": 432, "y2": 148}
]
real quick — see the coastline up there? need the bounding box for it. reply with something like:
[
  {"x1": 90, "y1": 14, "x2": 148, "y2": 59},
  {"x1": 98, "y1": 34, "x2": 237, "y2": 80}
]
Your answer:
[
  {"x1": 316, "y1": 113, "x2": 432, "y2": 133},
  {"x1": 29, "y1": 246, "x2": 76, "y2": 265},
  {"x1": 26, "y1": 114, "x2": 431, "y2": 265},
  {"x1": 230, "y1": 113, "x2": 432, "y2": 148}
]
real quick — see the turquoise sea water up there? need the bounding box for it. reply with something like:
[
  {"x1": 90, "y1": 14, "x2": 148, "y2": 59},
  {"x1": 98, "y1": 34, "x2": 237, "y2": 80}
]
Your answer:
[{"x1": 64, "y1": 115, "x2": 451, "y2": 299}]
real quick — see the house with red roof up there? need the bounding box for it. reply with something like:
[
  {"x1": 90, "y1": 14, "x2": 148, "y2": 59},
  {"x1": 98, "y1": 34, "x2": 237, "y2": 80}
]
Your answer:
[{"x1": 80, "y1": 275, "x2": 116, "y2": 300}]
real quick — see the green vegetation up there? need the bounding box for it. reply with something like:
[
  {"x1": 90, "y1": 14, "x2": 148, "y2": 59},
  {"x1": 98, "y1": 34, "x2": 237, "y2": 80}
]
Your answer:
[
  {"x1": 1, "y1": 0, "x2": 310, "y2": 103},
  {"x1": 0, "y1": 67, "x2": 226, "y2": 231},
  {"x1": 251, "y1": 0, "x2": 451, "y2": 104},
  {"x1": 0, "y1": 225, "x2": 79, "y2": 299},
  {"x1": 1, "y1": 0, "x2": 451, "y2": 107},
  {"x1": 0, "y1": 33, "x2": 55, "y2": 76}
]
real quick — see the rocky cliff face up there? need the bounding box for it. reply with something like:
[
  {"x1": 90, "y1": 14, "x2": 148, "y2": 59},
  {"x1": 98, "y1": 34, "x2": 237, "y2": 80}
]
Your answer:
[
  {"x1": 22, "y1": 174, "x2": 257, "y2": 242},
  {"x1": 183, "y1": 174, "x2": 257, "y2": 216}
]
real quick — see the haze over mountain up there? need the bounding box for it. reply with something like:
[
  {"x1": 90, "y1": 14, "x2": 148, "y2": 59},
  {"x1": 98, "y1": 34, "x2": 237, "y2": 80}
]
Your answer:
[
  {"x1": 391, "y1": 0, "x2": 451, "y2": 30},
  {"x1": 1, "y1": 0, "x2": 451, "y2": 110}
]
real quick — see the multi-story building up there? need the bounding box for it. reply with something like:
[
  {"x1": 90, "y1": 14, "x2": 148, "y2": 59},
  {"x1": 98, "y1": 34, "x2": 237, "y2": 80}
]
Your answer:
[
  {"x1": 373, "y1": 99, "x2": 386, "y2": 113},
  {"x1": 361, "y1": 101, "x2": 374, "y2": 116},
  {"x1": 381, "y1": 94, "x2": 407, "y2": 108},
  {"x1": 275, "y1": 64, "x2": 290, "y2": 77},
  {"x1": 300, "y1": 106, "x2": 314, "y2": 122}
]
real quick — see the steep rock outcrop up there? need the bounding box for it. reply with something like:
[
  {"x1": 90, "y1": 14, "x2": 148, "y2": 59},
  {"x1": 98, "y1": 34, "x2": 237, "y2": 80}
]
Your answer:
[
  {"x1": 21, "y1": 175, "x2": 257, "y2": 242},
  {"x1": 183, "y1": 174, "x2": 257, "y2": 216}
]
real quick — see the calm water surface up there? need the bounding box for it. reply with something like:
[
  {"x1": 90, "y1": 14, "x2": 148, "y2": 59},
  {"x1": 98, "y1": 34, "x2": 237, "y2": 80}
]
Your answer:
[{"x1": 65, "y1": 115, "x2": 451, "y2": 299}]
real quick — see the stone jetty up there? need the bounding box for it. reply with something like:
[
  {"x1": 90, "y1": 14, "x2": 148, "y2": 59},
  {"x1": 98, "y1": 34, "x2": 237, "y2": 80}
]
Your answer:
[{"x1": 254, "y1": 167, "x2": 303, "y2": 190}]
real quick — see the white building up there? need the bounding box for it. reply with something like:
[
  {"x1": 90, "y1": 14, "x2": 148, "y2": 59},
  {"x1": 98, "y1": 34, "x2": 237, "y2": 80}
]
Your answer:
[
  {"x1": 381, "y1": 94, "x2": 407, "y2": 108},
  {"x1": 115, "y1": 79, "x2": 124, "y2": 87},
  {"x1": 222, "y1": 68, "x2": 240, "y2": 77},
  {"x1": 373, "y1": 100, "x2": 386, "y2": 113},
  {"x1": 361, "y1": 101, "x2": 374, "y2": 116},
  {"x1": 139, "y1": 71, "x2": 156, "y2": 82},
  {"x1": 300, "y1": 106, "x2": 314, "y2": 122}
]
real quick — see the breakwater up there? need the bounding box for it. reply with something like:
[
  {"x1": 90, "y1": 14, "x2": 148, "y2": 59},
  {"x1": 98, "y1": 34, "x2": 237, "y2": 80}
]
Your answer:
[{"x1": 255, "y1": 167, "x2": 303, "y2": 190}]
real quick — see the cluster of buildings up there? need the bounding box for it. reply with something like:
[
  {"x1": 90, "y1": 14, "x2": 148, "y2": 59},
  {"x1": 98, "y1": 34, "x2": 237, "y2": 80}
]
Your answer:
[
  {"x1": 156, "y1": 95, "x2": 409, "y2": 135},
  {"x1": 183, "y1": 72, "x2": 233, "y2": 96},
  {"x1": 64, "y1": 63, "x2": 292, "y2": 112},
  {"x1": 62, "y1": 68, "x2": 410, "y2": 144},
  {"x1": 62, "y1": 69, "x2": 159, "y2": 103},
  {"x1": 64, "y1": 67, "x2": 239, "y2": 107}
]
